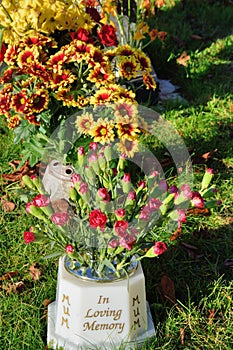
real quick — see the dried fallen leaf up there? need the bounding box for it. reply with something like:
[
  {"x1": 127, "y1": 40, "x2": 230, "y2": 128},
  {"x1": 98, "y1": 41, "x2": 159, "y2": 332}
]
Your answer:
[
  {"x1": 1, "y1": 160, "x2": 39, "y2": 183},
  {"x1": 0, "y1": 271, "x2": 19, "y2": 281},
  {"x1": 180, "y1": 242, "x2": 203, "y2": 260},
  {"x1": 202, "y1": 149, "x2": 218, "y2": 161},
  {"x1": 42, "y1": 299, "x2": 52, "y2": 320},
  {"x1": 2, "y1": 281, "x2": 25, "y2": 294},
  {"x1": 187, "y1": 207, "x2": 211, "y2": 216},
  {"x1": 29, "y1": 264, "x2": 42, "y2": 281},
  {"x1": 43, "y1": 299, "x2": 52, "y2": 307},
  {"x1": 170, "y1": 228, "x2": 183, "y2": 241},
  {"x1": 161, "y1": 274, "x2": 176, "y2": 304},
  {"x1": 0, "y1": 197, "x2": 16, "y2": 212},
  {"x1": 180, "y1": 327, "x2": 185, "y2": 345},
  {"x1": 190, "y1": 34, "x2": 202, "y2": 40},
  {"x1": 224, "y1": 259, "x2": 233, "y2": 267},
  {"x1": 177, "y1": 51, "x2": 190, "y2": 67},
  {"x1": 208, "y1": 309, "x2": 215, "y2": 326}
]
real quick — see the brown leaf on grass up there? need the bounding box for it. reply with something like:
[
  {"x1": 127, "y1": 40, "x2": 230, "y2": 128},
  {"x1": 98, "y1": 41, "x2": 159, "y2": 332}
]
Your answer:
[
  {"x1": 29, "y1": 264, "x2": 42, "y2": 281},
  {"x1": 161, "y1": 274, "x2": 176, "y2": 304},
  {"x1": 2, "y1": 281, "x2": 25, "y2": 294},
  {"x1": 180, "y1": 327, "x2": 185, "y2": 345},
  {"x1": 0, "y1": 271, "x2": 19, "y2": 281},
  {"x1": 192, "y1": 149, "x2": 218, "y2": 164},
  {"x1": 208, "y1": 309, "x2": 215, "y2": 326},
  {"x1": 170, "y1": 228, "x2": 183, "y2": 241},
  {"x1": 230, "y1": 105, "x2": 233, "y2": 113},
  {"x1": 190, "y1": 34, "x2": 202, "y2": 40},
  {"x1": 187, "y1": 207, "x2": 211, "y2": 216},
  {"x1": 201, "y1": 149, "x2": 218, "y2": 161},
  {"x1": 42, "y1": 299, "x2": 52, "y2": 320},
  {"x1": 180, "y1": 242, "x2": 203, "y2": 260},
  {"x1": 1, "y1": 160, "x2": 39, "y2": 183},
  {"x1": 0, "y1": 196, "x2": 16, "y2": 212},
  {"x1": 224, "y1": 259, "x2": 233, "y2": 267},
  {"x1": 177, "y1": 51, "x2": 190, "y2": 67}
]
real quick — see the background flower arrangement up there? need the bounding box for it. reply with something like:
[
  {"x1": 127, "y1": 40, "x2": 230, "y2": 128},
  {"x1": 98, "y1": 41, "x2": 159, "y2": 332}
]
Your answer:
[{"x1": 0, "y1": 0, "x2": 166, "y2": 167}]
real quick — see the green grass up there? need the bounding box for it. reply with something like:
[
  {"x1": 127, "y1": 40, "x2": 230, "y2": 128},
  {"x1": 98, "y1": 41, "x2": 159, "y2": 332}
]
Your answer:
[{"x1": 1, "y1": 0, "x2": 233, "y2": 349}]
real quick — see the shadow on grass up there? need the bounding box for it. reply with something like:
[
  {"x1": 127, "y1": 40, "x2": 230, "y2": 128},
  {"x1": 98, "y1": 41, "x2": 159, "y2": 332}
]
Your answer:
[
  {"x1": 146, "y1": 0, "x2": 233, "y2": 104},
  {"x1": 142, "y1": 221, "x2": 233, "y2": 326}
]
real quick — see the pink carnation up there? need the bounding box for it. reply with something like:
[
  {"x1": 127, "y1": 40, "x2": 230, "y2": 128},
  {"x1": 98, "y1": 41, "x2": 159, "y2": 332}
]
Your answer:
[
  {"x1": 32, "y1": 194, "x2": 50, "y2": 207},
  {"x1": 119, "y1": 233, "x2": 136, "y2": 250},
  {"x1": 191, "y1": 191, "x2": 204, "y2": 208},
  {"x1": 51, "y1": 212, "x2": 70, "y2": 226}
]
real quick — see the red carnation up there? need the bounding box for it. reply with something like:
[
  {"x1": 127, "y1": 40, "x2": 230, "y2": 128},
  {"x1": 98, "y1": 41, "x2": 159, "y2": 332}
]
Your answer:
[
  {"x1": 70, "y1": 28, "x2": 89, "y2": 42},
  {"x1": 98, "y1": 25, "x2": 118, "y2": 47},
  {"x1": 24, "y1": 230, "x2": 35, "y2": 244},
  {"x1": 89, "y1": 209, "x2": 107, "y2": 230},
  {"x1": 153, "y1": 241, "x2": 167, "y2": 256},
  {"x1": 114, "y1": 220, "x2": 129, "y2": 236}
]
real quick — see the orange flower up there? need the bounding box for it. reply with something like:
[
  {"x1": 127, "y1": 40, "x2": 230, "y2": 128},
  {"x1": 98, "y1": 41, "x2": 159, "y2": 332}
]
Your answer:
[
  {"x1": 49, "y1": 70, "x2": 76, "y2": 89},
  {"x1": 134, "y1": 22, "x2": 149, "y2": 41},
  {"x1": 136, "y1": 51, "x2": 151, "y2": 72}
]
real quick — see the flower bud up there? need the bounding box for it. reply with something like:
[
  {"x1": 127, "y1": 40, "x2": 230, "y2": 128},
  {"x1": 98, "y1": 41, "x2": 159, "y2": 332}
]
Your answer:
[
  {"x1": 65, "y1": 244, "x2": 74, "y2": 254},
  {"x1": 78, "y1": 146, "x2": 85, "y2": 167},
  {"x1": 201, "y1": 168, "x2": 214, "y2": 191},
  {"x1": 122, "y1": 173, "x2": 131, "y2": 193}
]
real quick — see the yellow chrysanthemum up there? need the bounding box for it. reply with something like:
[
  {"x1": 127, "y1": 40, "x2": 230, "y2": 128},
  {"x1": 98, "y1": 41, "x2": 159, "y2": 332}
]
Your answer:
[
  {"x1": 89, "y1": 118, "x2": 115, "y2": 144},
  {"x1": 75, "y1": 112, "x2": 94, "y2": 135}
]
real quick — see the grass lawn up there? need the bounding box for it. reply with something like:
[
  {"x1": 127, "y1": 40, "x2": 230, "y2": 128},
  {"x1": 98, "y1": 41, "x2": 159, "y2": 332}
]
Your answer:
[{"x1": 0, "y1": 0, "x2": 233, "y2": 349}]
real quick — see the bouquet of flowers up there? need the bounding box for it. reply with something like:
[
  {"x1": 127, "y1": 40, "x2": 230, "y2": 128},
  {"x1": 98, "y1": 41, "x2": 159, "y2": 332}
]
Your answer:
[
  {"x1": 22, "y1": 132, "x2": 221, "y2": 279},
  {"x1": 0, "y1": 0, "x2": 165, "y2": 166}
]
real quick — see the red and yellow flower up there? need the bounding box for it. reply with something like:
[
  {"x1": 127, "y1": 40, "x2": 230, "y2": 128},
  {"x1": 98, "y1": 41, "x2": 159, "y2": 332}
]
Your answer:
[
  {"x1": 118, "y1": 57, "x2": 140, "y2": 80},
  {"x1": 75, "y1": 112, "x2": 94, "y2": 135},
  {"x1": 89, "y1": 118, "x2": 115, "y2": 144}
]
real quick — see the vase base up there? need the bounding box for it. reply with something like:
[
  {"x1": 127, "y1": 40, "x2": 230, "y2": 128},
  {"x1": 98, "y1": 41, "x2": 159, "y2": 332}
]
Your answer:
[{"x1": 47, "y1": 301, "x2": 156, "y2": 350}]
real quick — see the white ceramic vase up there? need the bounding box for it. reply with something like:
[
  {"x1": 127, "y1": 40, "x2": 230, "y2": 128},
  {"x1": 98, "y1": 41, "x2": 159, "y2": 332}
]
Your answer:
[{"x1": 47, "y1": 256, "x2": 156, "y2": 349}]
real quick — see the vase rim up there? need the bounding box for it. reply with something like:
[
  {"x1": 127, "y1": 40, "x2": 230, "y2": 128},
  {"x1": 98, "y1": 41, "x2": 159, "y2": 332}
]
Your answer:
[{"x1": 63, "y1": 255, "x2": 138, "y2": 283}]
